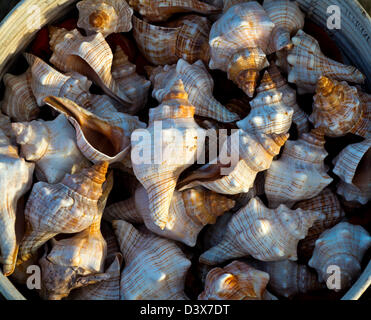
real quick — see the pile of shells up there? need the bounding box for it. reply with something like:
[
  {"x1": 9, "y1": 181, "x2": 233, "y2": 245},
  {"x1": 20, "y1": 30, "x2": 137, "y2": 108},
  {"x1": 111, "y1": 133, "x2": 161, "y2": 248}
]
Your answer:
[{"x1": 0, "y1": 0, "x2": 370, "y2": 300}]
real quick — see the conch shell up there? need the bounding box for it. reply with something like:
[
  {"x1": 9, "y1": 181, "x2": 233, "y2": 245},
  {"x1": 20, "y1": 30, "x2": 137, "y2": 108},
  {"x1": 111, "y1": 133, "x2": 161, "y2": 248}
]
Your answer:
[
  {"x1": 111, "y1": 47, "x2": 151, "y2": 113},
  {"x1": 131, "y1": 80, "x2": 205, "y2": 229},
  {"x1": 128, "y1": 0, "x2": 220, "y2": 22},
  {"x1": 265, "y1": 128, "x2": 333, "y2": 208},
  {"x1": 333, "y1": 139, "x2": 371, "y2": 205},
  {"x1": 250, "y1": 259, "x2": 324, "y2": 298},
  {"x1": 310, "y1": 77, "x2": 370, "y2": 138},
  {"x1": 49, "y1": 27, "x2": 132, "y2": 108},
  {"x1": 1, "y1": 69, "x2": 39, "y2": 121},
  {"x1": 308, "y1": 222, "x2": 371, "y2": 291},
  {"x1": 44, "y1": 96, "x2": 130, "y2": 164},
  {"x1": 198, "y1": 261, "x2": 272, "y2": 300},
  {"x1": 236, "y1": 71, "x2": 294, "y2": 135},
  {"x1": 77, "y1": 0, "x2": 133, "y2": 37},
  {"x1": 179, "y1": 129, "x2": 289, "y2": 195},
  {"x1": 287, "y1": 30, "x2": 365, "y2": 94},
  {"x1": 263, "y1": 0, "x2": 305, "y2": 54},
  {"x1": 199, "y1": 197, "x2": 318, "y2": 265},
  {"x1": 0, "y1": 130, "x2": 34, "y2": 276},
  {"x1": 149, "y1": 59, "x2": 239, "y2": 123},
  {"x1": 105, "y1": 186, "x2": 235, "y2": 247},
  {"x1": 113, "y1": 220, "x2": 191, "y2": 300},
  {"x1": 133, "y1": 15, "x2": 211, "y2": 65},
  {"x1": 293, "y1": 188, "x2": 345, "y2": 260},
  {"x1": 208, "y1": 2, "x2": 274, "y2": 97},
  {"x1": 12, "y1": 114, "x2": 89, "y2": 184},
  {"x1": 18, "y1": 162, "x2": 108, "y2": 263}
]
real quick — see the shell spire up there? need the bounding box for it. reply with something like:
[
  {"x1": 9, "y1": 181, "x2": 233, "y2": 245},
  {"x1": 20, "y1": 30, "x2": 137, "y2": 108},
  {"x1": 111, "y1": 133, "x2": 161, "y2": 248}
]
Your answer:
[{"x1": 199, "y1": 197, "x2": 319, "y2": 265}]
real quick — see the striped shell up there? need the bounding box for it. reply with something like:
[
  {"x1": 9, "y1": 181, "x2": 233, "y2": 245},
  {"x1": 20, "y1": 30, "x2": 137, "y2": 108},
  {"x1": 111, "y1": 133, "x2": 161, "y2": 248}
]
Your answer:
[
  {"x1": 287, "y1": 30, "x2": 365, "y2": 94},
  {"x1": 18, "y1": 162, "x2": 108, "y2": 263},
  {"x1": 179, "y1": 130, "x2": 289, "y2": 195},
  {"x1": 265, "y1": 128, "x2": 333, "y2": 208},
  {"x1": 44, "y1": 96, "x2": 131, "y2": 164},
  {"x1": 128, "y1": 0, "x2": 220, "y2": 22},
  {"x1": 105, "y1": 186, "x2": 235, "y2": 246},
  {"x1": 251, "y1": 259, "x2": 324, "y2": 298},
  {"x1": 293, "y1": 188, "x2": 345, "y2": 260},
  {"x1": 308, "y1": 222, "x2": 371, "y2": 291},
  {"x1": 77, "y1": 0, "x2": 133, "y2": 37},
  {"x1": 208, "y1": 2, "x2": 274, "y2": 97},
  {"x1": 199, "y1": 197, "x2": 319, "y2": 265},
  {"x1": 113, "y1": 220, "x2": 191, "y2": 300},
  {"x1": 12, "y1": 114, "x2": 89, "y2": 184},
  {"x1": 263, "y1": 0, "x2": 305, "y2": 54},
  {"x1": 133, "y1": 15, "x2": 211, "y2": 66},
  {"x1": 131, "y1": 80, "x2": 205, "y2": 230},
  {"x1": 49, "y1": 27, "x2": 132, "y2": 108},
  {"x1": 1, "y1": 69, "x2": 39, "y2": 122},
  {"x1": 150, "y1": 59, "x2": 239, "y2": 122},
  {"x1": 112, "y1": 47, "x2": 151, "y2": 113},
  {"x1": 236, "y1": 71, "x2": 294, "y2": 135},
  {"x1": 198, "y1": 261, "x2": 272, "y2": 300},
  {"x1": 0, "y1": 131, "x2": 34, "y2": 276},
  {"x1": 310, "y1": 77, "x2": 370, "y2": 138}
]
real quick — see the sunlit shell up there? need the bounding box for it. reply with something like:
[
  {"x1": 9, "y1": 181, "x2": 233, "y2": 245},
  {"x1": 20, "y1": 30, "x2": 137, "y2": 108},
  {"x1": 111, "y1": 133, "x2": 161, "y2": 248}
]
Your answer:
[
  {"x1": 77, "y1": 0, "x2": 133, "y2": 37},
  {"x1": 1, "y1": 69, "x2": 39, "y2": 121},
  {"x1": 199, "y1": 197, "x2": 318, "y2": 265},
  {"x1": 308, "y1": 222, "x2": 371, "y2": 291},
  {"x1": 263, "y1": 0, "x2": 305, "y2": 54},
  {"x1": 0, "y1": 131, "x2": 34, "y2": 276},
  {"x1": 133, "y1": 15, "x2": 211, "y2": 66},
  {"x1": 265, "y1": 128, "x2": 333, "y2": 208},
  {"x1": 150, "y1": 59, "x2": 239, "y2": 122},
  {"x1": 113, "y1": 220, "x2": 191, "y2": 299},
  {"x1": 129, "y1": 0, "x2": 220, "y2": 22},
  {"x1": 287, "y1": 30, "x2": 365, "y2": 94}
]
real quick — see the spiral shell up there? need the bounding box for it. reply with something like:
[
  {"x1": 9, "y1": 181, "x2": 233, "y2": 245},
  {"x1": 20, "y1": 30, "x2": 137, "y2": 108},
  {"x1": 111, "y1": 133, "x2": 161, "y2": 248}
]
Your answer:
[
  {"x1": 199, "y1": 197, "x2": 318, "y2": 265},
  {"x1": 77, "y1": 0, "x2": 133, "y2": 37}
]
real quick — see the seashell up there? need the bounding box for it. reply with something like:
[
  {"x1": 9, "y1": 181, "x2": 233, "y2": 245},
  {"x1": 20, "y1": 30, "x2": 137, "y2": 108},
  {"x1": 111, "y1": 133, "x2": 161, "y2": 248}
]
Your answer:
[
  {"x1": 111, "y1": 47, "x2": 151, "y2": 113},
  {"x1": 49, "y1": 27, "x2": 132, "y2": 108},
  {"x1": 287, "y1": 30, "x2": 365, "y2": 94},
  {"x1": 39, "y1": 220, "x2": 108, "y2": 300},
  {"x1": 263, "y1": 0, "x2": 305, "y2": 54},
  {"x1": 310, "y1": 77, "x2": 370, "y2": 138},
  {"x1": 18, "y1": 162, "x2": 108, "y2": 263},
  {"x1": 12, "y1": 114, "x2": 89, "y2": 184},
  {"x1": 198, "y1": 261, "x2": 272, "y2": 300},
  {"x1": 77, "y1": 0, "x2": 133, "y2": 37},
  {"x1": 250, "y1": 259, "x2": 324, "y2": 298},
  {"x1": 24, "y1": 53, "x2": 92, "y2": 108},
  {"x1": 131, "y1": 80, "x2": 205, "y2": 229},
  {"x1": 105, "y1": 186, "x2": 235, "y2": 246},
  {"x1": 236, "y1": 71, "x2": 294, "y2": 135},
  {"x1": 333, "y1": 139, "x2": 371, "y2": 205},
  {"x1": 1, "y1": 69, "x2": 39, "y2": 121},
  {"x1": 308, "y1": 222, "x2": 371, "y2": 291},
  {"x1": 222, "y1": 0, "x2": 250, "y2": 12},
  {"x1": 199, "y1": 197, "x2": 319, "y2": 265},
  {"x1": 0, "y1": 130, "x2": 34, "y2": 276},
  {"x1": 113, "y1": 220, "x2": 191, "y2": 300},
  {"x1": 133, "y1": 14, "x2": 211, "y2": 66},
  {"x1": 69, "y1": 253, "x2": 122, "y2": 300},
  {"x1": 265, "y1": 63, "x2": 309, "y2": 135},
  {"x1": 129, "y1": 0, "x2": 220, "y2": 22},
  {"x1": 265, "y1": 128, "x2": 333, "y2": 208},
  {"x1": 202, "y1": 211, "x2": 233, "y2": 251},
  {"x1": 293, "y1": 188, "x2": 345, "y2": 260},
  {"x1": 179, "y1": 129, "x2": 289, "y2": 195},
  {"x1": 275, "y1": 47, "x2": 291, "y2": 74},
  {"x1": 150, "y1": 59, "x2": 239, "y2": 123},
  {"x1": 208, "y1": 2, "x2": 274, "y2": 97},
  {"x1": 44, "y1": 96, "x2": 131, "y2": 164}
]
